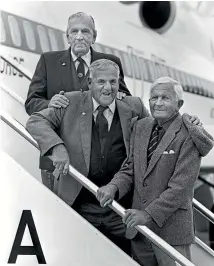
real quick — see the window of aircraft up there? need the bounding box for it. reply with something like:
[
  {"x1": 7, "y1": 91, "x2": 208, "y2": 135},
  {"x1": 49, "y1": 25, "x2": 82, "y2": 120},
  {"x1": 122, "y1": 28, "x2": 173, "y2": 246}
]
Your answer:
[
  {"x1": 132, "y1": 55, "x2": 141, "y2": 79},
  {"x1": 0, "y1": 16, "x2": 6, "y2": 43},
  {"x1": 8, "y1": 15, "x2": 21, "y2": 47},
  {"x1": 154, "y1": 63, "x2": 161, "y2": 78},
  {"x1": 147, "y1": 60, "x2": 156, "y2": 81},
  {"x1": 180, "y1": 72, "x2": 188, "y2": 88},
  {"x1": 111, "y1": 49, "x2": 126, "y2": 76},
  {"x1": 167, "y1": 67, "x2": 175, "y2": 80},
  {"x1": 23, "y1": 20, "x2": 36, "y2": 51},
  {"x1": 37, "y1": 25, "x2": 50, "y2": 52},
  {"x1": 138, "y1": 58, "x2": 149, "y2": 81},
  {"x1": 159, "y1": 64, "x2": 168, "y2": 77},
  {"x1": 121, "y1": 52, "x2": 132, "y2": 77},
  {"x1": 48, "y1": 28, "x2": 58, "y2": 51}
]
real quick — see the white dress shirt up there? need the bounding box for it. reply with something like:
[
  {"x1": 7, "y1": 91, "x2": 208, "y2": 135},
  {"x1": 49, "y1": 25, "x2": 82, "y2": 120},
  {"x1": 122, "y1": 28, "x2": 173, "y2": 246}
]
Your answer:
[
  {"x1": 71, "y1": 50, "x2": 91, "y2": 74},
  {"x1": 92, "y1": 98, "x2": 116, "y2": 131}
]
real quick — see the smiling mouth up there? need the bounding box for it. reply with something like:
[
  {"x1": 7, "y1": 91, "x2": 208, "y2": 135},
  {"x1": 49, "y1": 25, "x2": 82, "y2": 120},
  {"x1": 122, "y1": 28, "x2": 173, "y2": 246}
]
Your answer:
[{"x1": 102, "y1": 92, "x2": 111, "y2": 96}]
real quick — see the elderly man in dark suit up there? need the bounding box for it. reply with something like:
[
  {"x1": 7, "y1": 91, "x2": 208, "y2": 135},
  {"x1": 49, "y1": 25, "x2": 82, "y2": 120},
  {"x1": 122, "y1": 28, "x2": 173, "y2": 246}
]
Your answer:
[
  {"x1": 97, "y1": 77, "x2": 214, "y2": 265},
  {"x1": 25, "y1": 12, "x2": 130, "y2": 190},
  {"x1": 26, "y1": 59, "x2": 149, "y2": 254}
]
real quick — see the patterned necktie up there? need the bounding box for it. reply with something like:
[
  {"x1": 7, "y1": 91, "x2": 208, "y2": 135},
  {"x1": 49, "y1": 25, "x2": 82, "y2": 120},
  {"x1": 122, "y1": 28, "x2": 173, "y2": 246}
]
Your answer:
[
  {"x1": 96, "y1": 106, "x2": 108, "y2": 154},
  {"x1": 76, "y1": 57, "x2": 85, "y2": 84},
  {"x1": 147, "y1": 125, "x2": 162, "y2": 165}
]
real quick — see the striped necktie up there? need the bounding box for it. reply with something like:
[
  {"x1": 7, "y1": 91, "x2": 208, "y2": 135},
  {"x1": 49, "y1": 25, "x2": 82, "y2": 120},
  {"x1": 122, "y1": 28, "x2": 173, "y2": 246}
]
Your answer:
[
  {"x1": 147, "y1": 125, "x2": 162, "y2": 165},
  {"x1": 96, "y1": 106, "x2": 108, "y2": 154},
  {"x1": 76, "y1": 57, "x2": 85, "y2": 84}
]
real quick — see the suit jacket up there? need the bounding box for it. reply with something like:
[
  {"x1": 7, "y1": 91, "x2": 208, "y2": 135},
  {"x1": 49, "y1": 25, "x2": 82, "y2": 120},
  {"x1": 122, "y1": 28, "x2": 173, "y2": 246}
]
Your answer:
[
  {"x1": 26, "y1": 91, "x2": 149, "y2": 206},
  {"x1": 110, "y1": 114, "x2": 213, "y2": 245},
  {"x1": 25, "y1": 47, "x2": 131, "y2": 115}
]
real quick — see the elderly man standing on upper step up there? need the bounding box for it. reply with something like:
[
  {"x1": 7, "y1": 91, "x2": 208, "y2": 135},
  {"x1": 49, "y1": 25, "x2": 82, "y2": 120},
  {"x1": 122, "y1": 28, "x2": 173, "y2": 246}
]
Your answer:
[{"x1": 25, "y1": 12, "x2": 131, "y2": 190}]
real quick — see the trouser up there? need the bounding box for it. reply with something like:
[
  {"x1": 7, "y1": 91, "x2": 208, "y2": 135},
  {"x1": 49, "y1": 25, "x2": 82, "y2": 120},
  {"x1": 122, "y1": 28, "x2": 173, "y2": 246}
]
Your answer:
[
  {"x1": 131, "y1": 233, "x2": 191, "y2": 266},
  {"x1": 41, "y1": 170, "x2": 55, "y2": 191},
  {"x1": 73, "y1": 202, "x2": 131, "y2": 255}
]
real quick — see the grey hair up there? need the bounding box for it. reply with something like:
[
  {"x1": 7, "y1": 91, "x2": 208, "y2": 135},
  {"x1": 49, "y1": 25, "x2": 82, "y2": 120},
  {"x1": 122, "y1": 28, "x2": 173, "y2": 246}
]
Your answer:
[
  {"x1": 150, "y1": 77, "x2": 184, "y2": 101},
  {"x1": 89, "y1": 59, "x2": 120, "y2": 78},
  {"x1": 66, "y1": 12, "x2": 97, "y2": 38}
]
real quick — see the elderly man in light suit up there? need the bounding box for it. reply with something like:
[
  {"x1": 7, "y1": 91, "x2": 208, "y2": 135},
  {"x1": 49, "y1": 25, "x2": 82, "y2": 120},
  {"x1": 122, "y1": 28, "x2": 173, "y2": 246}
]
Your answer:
[
  {"x1": 97, "y1": 77, "x2": 214, "y2": 266},
  {"x1": 26, "y1": 59, "x2": 149, "y2": 254}
]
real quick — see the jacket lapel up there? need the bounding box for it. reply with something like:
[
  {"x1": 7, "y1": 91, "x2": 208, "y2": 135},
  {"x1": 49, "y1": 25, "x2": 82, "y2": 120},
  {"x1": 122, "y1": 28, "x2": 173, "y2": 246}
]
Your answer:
[
  {"x1": 79, "y1": 91, "x2": 93, "y2": 172},
  {"x1": 59, "y1": 48, "x2": 80, "y2": 92},
  {"x1": 144, "y1": 115, "x2": 182, "y2": 179},
  {"x1": 116, "y1": 100, "x2": 133, "y2": 155}
]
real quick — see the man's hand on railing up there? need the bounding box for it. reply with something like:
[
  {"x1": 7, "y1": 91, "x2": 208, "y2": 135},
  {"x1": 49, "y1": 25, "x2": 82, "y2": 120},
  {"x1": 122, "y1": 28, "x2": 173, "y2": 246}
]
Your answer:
[
  {"x1": 123, "y1": 209, "x2": 153, "y2": 228},
  {"x1": 48, "y1": 91, "x2": 69, "y2": 108},
  {"x1": 51, "y1": 144, "x2": 70, "y2": 177},
  {"x1": 96, "y1": 184, "x2": 118, "y2": 207}
]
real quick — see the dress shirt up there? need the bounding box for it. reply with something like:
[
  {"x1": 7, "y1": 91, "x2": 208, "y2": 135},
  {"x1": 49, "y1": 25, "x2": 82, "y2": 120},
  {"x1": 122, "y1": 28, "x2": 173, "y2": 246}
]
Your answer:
[
  {"x1": 71, "y1": 50, "x2": 91, "y2": 74},
  {"x1": 92, "y1": 98, "x2": 116, "y2": 131},
  {"x1": 155, "y1": 112, "x2": 179, "y2": 143}
]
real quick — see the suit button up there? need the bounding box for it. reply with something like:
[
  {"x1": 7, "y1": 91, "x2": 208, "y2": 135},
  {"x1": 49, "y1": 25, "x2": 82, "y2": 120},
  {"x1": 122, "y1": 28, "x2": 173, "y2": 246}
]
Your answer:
[
  {"x1": 142, "y1": 199, "x2": 147, "y2": 203},
  {"x1": 143, "y1": 182, "x2": 148, "y2": 187},
  {"x1": 102, "y1": 156, "x2": 104, "y2": 159}
]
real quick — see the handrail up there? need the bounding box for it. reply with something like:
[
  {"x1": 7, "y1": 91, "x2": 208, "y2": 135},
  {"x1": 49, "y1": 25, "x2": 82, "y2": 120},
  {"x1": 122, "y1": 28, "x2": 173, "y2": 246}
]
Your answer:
[
  {"x1": 1, "y1": 82, "x2": 25, "y2": 106},
  {"x1": 195, "y1": 237, "x2": 214, "y2": 257},
  {"x1": 1, "y1": 82, "x2": 214, "y2": 227},
  {"x1": 193, "y1": 198, "x2": 214, "y2": 224},
  {"x1": 0, "y1": 111, "x2": 196, "y2": 266},
  {"x1": 198, "y1": 175, "x2": 214, "y2": 189},
  {"x1": 0, "y1": 54, "x2": 33, "y2": 81}
]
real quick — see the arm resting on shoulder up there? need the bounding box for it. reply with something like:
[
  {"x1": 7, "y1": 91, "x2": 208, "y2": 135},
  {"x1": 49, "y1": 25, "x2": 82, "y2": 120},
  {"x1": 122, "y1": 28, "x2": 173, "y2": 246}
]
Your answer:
[{"x1": 25, "y1": 54, "x2": 50, "y2": 115}]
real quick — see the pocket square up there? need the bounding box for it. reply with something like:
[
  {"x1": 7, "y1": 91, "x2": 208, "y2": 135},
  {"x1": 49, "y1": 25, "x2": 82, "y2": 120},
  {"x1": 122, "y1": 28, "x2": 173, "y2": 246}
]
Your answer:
[
  {"x1": 163, "y1": 151, "x2": 169, "y2": 154},
  {"x1": 169, "y1": 150, "x2": 175, "y2": 154}
]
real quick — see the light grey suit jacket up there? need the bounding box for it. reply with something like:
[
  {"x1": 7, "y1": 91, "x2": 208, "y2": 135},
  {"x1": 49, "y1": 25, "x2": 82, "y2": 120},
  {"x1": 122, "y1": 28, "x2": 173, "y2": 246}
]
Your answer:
[
  {"x1": 110, "y1": 114, "x2": 213, "y2": 245},
  {"x1": 26, "y1": 90, "x2": 149, "y2": 206}
]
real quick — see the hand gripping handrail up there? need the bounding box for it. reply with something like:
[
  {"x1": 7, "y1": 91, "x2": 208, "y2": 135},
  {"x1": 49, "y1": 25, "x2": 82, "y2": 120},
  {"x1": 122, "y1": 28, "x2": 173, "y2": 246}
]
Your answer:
[
  {"x1": 0, "y1": 111, "x2": 196, "y2": 266},
  {"x1": 0, "y1": 54, "x2": 33, "y2": 81}
]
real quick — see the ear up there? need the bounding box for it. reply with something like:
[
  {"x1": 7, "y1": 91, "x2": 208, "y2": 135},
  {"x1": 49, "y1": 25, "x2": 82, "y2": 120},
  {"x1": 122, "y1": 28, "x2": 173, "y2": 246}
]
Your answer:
[
  {"x1": 178, "y1": 100, "x2": 184, "y2": 109},
  {"x1": 92, "y1": 30, "x2": 97, "y2": 44}
]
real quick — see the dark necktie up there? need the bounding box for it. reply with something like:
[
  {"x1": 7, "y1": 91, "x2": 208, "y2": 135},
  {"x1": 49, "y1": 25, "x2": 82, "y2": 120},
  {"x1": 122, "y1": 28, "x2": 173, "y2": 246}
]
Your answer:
[
  {"x1": 147, "y1": 125, "x2": 162, "y2": 165},
  {"x1": 76, "y1": 57, "x2": 85, "y2": 84},
  {"x1": 96, "y1": 106, "x2": 108, "y2": 154}
]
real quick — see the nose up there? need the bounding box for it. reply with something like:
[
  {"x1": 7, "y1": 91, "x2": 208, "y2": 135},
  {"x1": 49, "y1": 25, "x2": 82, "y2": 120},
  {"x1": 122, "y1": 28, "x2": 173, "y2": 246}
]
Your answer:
[
  {"x1": 103, "y1": 81, "x2": 111, "y2": 90},
  {"x1": 155, "y1": 97, "x2": 163, "y2": 105},
  {"x1": 76, "y1": 30, "x2": 84, "y2": 39}
]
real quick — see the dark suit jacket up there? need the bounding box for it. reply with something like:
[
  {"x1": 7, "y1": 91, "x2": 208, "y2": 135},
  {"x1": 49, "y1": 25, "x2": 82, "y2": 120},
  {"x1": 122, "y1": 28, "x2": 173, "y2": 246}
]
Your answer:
[
  {"x1": 26, "y1": 91, "x2": 149, "y2": 206},
  {"x1": 25, "y1": 47, "x2": 130, "y2": 115},
  {"x1": 110, "y1": 114, "x2": 213, "y2": 245}
]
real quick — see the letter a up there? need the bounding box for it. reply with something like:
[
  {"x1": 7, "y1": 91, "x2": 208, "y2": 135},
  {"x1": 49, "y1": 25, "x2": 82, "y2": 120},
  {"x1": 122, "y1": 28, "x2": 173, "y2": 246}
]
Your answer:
[{"x1": 8, "y1": 210, "x2": 46, "y2": 264}]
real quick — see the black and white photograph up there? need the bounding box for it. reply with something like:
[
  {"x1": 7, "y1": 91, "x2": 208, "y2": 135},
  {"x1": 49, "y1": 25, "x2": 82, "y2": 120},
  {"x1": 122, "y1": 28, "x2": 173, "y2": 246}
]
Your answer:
[{"x1": 1, "y1": 1, "x2": 214, "y2": 266}]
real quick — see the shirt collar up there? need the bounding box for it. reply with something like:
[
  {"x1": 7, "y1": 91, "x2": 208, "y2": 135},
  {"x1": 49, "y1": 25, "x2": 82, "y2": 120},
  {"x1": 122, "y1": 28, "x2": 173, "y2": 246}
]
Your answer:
[
  {"x1": 71, "y1": 50, "x2": 91, "y2": 67},
  {"x1": 92, "y1": 97, "x2": 116, "y2": 114}
]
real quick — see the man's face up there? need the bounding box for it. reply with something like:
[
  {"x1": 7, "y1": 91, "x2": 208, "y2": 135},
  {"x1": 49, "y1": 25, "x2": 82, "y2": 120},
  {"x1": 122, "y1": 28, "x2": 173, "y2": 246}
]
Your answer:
[
  {"x1": 89, "y1": 66, "x2": 119, "y2": 106},
  {"x1": 149, "y1": 83, "x2": 183, "y2": 123},
  {"x1": 67, "y1": 17, "x2": 96, "y2": 57}
]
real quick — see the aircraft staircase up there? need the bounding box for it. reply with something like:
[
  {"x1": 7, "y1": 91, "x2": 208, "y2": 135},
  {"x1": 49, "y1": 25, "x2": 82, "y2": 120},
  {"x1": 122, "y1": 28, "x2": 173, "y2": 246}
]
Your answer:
[{"x1": 1, "y1": 54, "x2": 214, "y2": 266}]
